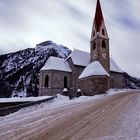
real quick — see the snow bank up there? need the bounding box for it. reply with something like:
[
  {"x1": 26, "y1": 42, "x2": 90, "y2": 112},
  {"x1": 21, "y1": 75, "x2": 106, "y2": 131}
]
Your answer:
[
  {"x1": 46, "y1": 94, "x2": 105, "y2": 110},
  {"x1": 1, "y1": 89, "x2": 138, "y2": 119},
  {"x1": 0, "y1": 94, "x2": 105, "y2": 119},
  {"x1": 106, "y1": 88, "x2": 133, "y2": 96},
  {"x1": 0, "y1": 96, "x2": 52, "y2": 103}
]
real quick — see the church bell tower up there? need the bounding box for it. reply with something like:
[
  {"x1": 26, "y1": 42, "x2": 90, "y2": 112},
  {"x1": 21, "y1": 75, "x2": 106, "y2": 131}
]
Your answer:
[{"x1": 90, "y1": 0, "x2": 110, "y2": 73}]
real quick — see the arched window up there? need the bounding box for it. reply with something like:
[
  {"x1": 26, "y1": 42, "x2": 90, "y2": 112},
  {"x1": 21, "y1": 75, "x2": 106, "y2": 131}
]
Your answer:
[
  {"x1": 102, "y1": 40, "x2": 106, "y2": 49},
  {"x1": 45, "y1": 75, "x2": 49, "y2": 87},
  {"x1": 102, "y1": 29, "x2": 105, "y2": 35},
  {"x1": 64, "y1": 76, "x2": 67, "y2": 88},
  {"x1": 93, "y1": 42, "x2": 96, "y2": 50}
]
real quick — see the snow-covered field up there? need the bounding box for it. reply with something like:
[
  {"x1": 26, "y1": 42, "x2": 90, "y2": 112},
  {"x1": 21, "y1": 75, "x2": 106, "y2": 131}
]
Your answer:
[{"x1": 0, "y1": 89, "x2": 140, "y2": 140}]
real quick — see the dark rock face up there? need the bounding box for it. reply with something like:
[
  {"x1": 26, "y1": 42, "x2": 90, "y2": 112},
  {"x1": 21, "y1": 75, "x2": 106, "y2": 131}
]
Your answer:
[
  {"x1": 0, "y1": 41, "x2": 71, "y2": 97},
  {"x1": 123, "y1": 72, "x2": 140, "y2": 89}
]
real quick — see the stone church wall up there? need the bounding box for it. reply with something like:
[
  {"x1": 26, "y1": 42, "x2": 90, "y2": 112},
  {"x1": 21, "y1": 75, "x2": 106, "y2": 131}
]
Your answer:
[
  {"x1": 39, "y1": 70, "x2": 72, "y2": 96},
  {"x1": 79, "y1": 76, "x2": 109, "y2": 96},
  {"x1": 67, "y1": 58, "x2": 85, "y2": 94},
  {"x1": 110, "y1": 72, "x2": 123, "y2": 89}
]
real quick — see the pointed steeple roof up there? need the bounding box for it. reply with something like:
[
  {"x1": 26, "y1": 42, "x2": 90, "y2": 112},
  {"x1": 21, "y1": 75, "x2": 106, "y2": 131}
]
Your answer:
[{"x1": 94, "y1": 0, "x2": 104, "y2": 32}]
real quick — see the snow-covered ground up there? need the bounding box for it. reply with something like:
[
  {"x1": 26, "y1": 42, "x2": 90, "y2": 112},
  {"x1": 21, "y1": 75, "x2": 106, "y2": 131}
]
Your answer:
[
  {"x1": 0, "y1": 96, "x2": 52, "y2": 103},
  {"x1": 0, "y1": 89, "x2": 135, "y2": 115},
  {"x1": 107, "y1": 88, "x2": 133, "y2": 95},
  {"x1": 34, "y1": 88, "x2": 139, "y2": 110},
  {"x1": 0, "y1": 89, "x2": 140, "y2": 140}
]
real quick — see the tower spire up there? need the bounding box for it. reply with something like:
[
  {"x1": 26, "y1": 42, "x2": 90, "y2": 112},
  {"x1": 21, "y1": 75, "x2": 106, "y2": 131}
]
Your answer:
[
  {"x1": 90, "y1": 0, "x2": 110, "y2": 74},
  {"x1": 94, "y1": 0, "x2": 104, "y2": 32}
]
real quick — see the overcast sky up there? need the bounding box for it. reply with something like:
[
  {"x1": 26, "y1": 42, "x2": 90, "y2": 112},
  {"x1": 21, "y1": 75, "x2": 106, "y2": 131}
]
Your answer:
[{"x1": 0, "y1": 0, "x2": 140, "y2": 77}]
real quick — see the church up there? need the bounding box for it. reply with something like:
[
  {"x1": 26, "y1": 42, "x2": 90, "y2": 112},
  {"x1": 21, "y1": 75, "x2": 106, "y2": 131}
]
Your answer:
[{"x1": 39, "y1": 0, "x2": 124, "y2": 96}]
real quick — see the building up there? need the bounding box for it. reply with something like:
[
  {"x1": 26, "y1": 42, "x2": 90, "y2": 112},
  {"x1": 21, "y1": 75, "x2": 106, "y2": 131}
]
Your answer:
[{"x1": 39, "y1": 0, "x2": 123, "y2": 96}]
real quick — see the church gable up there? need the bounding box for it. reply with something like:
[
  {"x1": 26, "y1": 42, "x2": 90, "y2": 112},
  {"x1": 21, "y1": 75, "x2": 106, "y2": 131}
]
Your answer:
[
  {"x1": 79, "y1": 61, "x2": 110, "y2": 79},
  {"x1": 40, "y1": 51, "x2": 123, "y2": 76},
  {"x1": 68, "y1": 49, "x2": 123, "y2": 74},
  {"x1": 41, "y1": 56, "x2": 72, "y2": 72},
  {"x1": 67, "y1": 49, "x2": 90, "y2": 67}
]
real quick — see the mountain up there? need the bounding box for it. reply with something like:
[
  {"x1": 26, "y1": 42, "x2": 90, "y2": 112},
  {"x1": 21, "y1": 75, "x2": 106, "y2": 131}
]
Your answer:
[
  {"x1": 0, "y1": 40, "x2": 140, "y2": 98},
  {"x1": 0, "y1": 41, "x2": 71, "y2": 97},
  {"x1": 123, "y1": 72, "x2": 140, "y2": 89}
]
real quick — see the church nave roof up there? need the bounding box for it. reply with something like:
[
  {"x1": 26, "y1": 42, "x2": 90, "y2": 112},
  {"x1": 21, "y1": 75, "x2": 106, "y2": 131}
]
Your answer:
[{"x1": 41, "y1": 56, "x2": 72, "y2": 72}]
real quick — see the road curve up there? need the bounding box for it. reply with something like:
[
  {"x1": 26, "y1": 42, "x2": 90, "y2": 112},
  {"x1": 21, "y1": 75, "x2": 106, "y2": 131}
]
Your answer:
[{"x1": 0, "y1": 91, "x2": 140, "y2": 140}]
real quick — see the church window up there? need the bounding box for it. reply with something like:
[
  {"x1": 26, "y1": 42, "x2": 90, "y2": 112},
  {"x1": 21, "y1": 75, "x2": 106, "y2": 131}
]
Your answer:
[
  {"x1": 102, "y1": 40, "x2": 106, "y2": 49},
  {"x1": 45, "y1": 75, "x2": 49, "y2": 87},
  {"x1": 93, "y1": 42, "x2": 96, "y2": 50},
  {"x1": 64, "y1": 76, "x2": 67, "y2": 88},
  {"x1": 102, "y1": 29, "x2": 105, "y2": 35}
]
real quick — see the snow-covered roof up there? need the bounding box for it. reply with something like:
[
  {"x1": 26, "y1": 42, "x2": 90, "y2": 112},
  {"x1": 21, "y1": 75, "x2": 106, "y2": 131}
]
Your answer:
[
  {"x1": 79, "y1": 61, "x2": 110, "y2": 79},
  {"x1": 41, "y1": 50, "x2": 122, "y2": 74},
  {"x1": 41, "y1": 56, "x2": 72, "y2": 72},
  {"x1": 110, "y1": 58, "x2": 123, "y2": 73},
  {"x1": 68, "y1": 49, "x2": 123, "y2": 73},
  {"x1": 67, "y1": 49, "x2": 90, "y2": 66}
]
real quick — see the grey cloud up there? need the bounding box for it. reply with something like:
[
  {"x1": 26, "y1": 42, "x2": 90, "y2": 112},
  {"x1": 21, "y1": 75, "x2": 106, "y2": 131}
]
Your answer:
[
  {"x1": 0, "y1": 0, "x2": 140, "y2": 76},
  {"x1": 0, "y1": 0, "x2": 25, "y2": 27},
  {"x1": 0, "y1": 48, "x2": 5, "y2": 54}
]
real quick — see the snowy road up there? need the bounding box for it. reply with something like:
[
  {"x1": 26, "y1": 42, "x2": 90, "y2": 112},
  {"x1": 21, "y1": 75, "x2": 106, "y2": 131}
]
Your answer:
[{"x1": 0, "y1": 91, "x2": 140, "y2": 140}]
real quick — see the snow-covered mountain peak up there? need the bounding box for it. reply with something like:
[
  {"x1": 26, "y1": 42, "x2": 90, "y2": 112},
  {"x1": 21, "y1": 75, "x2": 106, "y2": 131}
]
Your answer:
[{"x1": 35, "y1": 40, "x2": 71, "y2": 58}]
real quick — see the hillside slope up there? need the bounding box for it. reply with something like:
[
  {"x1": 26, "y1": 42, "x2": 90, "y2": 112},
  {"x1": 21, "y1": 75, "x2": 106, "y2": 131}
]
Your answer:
[
  {"x1": 123, "y1": 72, "x2": 140, "y2": 89},
  {"x1": 0, "y1": 41, "x2": 71, "y2": 97}
]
